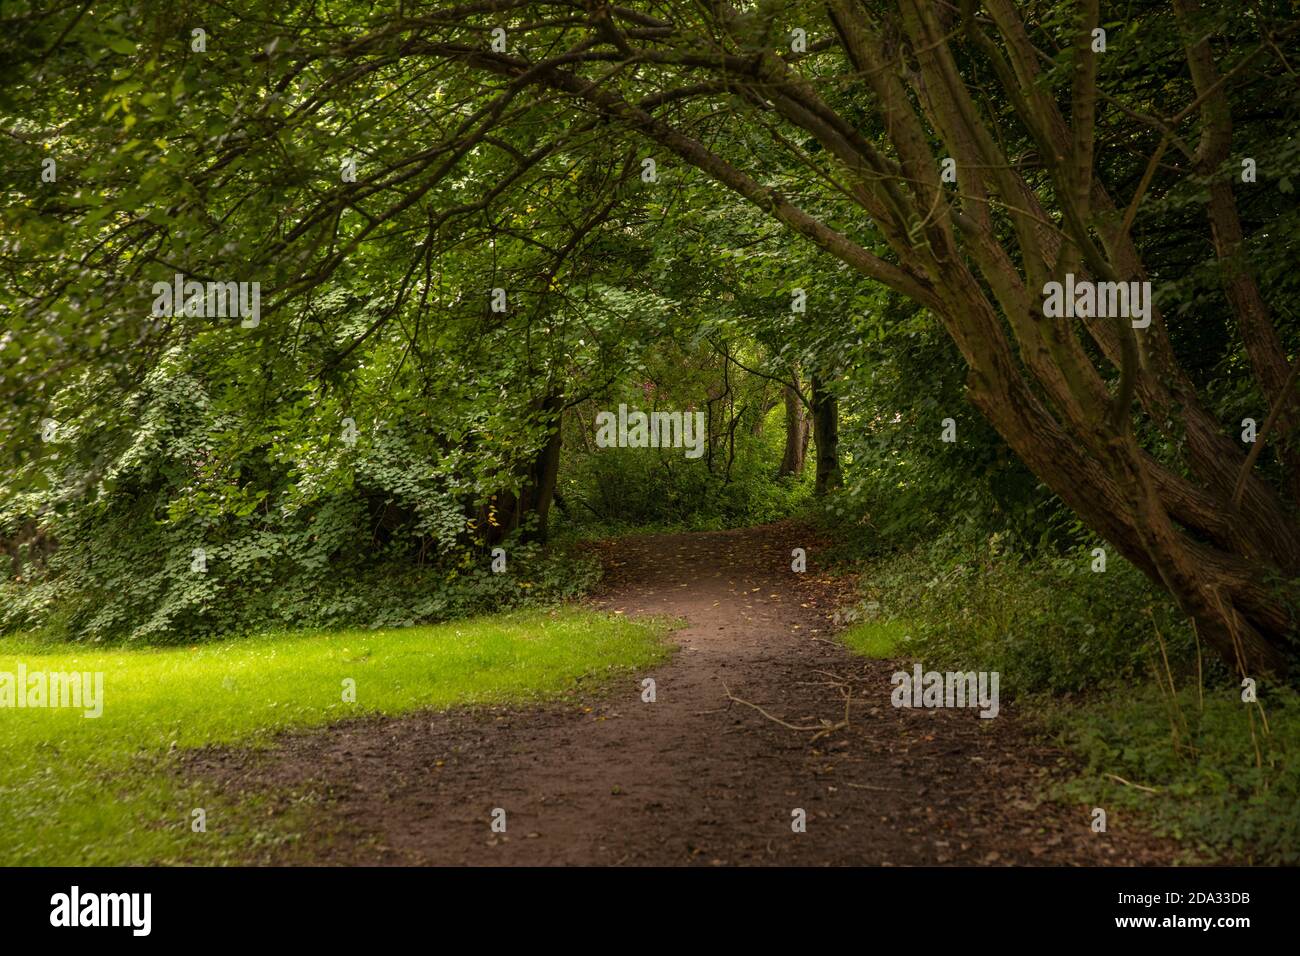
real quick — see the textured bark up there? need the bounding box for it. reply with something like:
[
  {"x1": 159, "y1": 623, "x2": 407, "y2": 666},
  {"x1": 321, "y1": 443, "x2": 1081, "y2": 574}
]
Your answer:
[
  {"x1": 1174, "y1": 0, "x2": 1300, "y2": 501},
  {"x1": 778, "y1": 380, "x2": 810, "y2": 477}
]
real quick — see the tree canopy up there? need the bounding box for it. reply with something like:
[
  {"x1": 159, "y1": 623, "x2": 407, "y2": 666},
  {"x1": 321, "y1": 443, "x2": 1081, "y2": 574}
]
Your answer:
[{"x1": 3, "y1": 0, "x2": 1299, "y2": 674}]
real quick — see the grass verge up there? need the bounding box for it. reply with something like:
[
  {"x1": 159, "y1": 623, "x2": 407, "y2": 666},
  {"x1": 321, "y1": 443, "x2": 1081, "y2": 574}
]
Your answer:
[
  {"x1": 1037, "y1": 683, "x2": 1300, "y2": 864},
  {"x1": 0, "y1": 607, "x2": 671, "y2": 865}
]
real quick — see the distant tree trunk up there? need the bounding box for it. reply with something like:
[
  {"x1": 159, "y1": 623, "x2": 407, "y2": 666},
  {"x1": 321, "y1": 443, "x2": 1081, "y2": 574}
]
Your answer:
[
  {"x1": 482, "y1": 393, "x2": 564, "y2": 546},
  {"x1": 0, "y1": 519, "x2": 56, "y2": 580},
  {"x1": 811, "y1": 375, "x2": 841, "y2": 495},
  {"x1": 778, "y1": 381, "x2": 810, "y2": 477},
  {"x1": 524, "y1": 401, "x2": 564, "y2": 541},
  {"x1": 752, "y1": 382, "x2": 779, "y2": 435}
]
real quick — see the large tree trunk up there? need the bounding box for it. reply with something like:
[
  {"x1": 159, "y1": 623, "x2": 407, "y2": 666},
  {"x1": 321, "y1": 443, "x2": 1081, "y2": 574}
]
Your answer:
[
  {"x1": 811, "y1": 375, "x2": 841, "y2": 496},
  {"x1": 778, "y1": 379, "x2": 810, "y2": 477},
  {"x1": 1174, "y1": 0, "x2": 1300, "y2": 501}
]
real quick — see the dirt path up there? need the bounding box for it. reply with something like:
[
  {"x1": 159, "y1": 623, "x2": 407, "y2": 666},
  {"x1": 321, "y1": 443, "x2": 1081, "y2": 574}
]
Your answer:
[{"x1": 191, "y1": 523, "x2": 1179, "y2": 865}]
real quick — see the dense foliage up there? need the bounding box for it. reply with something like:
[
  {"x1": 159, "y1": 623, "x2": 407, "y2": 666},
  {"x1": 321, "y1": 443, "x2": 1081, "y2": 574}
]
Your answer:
[{"x1": 2, "y1": 0, "x2": 1298, "y2": 681}]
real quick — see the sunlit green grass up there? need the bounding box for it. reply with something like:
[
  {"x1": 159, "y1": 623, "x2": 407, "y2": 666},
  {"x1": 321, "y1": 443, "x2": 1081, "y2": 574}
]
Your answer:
[
  {"x1": 0, "y1": 607, "x2": 671, "y2": 865},
  {"x1": 837, "y1": 618, "x2": 912, "y2": 659}
]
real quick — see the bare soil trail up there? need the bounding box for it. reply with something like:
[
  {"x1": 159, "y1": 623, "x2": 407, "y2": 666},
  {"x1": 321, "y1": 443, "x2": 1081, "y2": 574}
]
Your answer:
[{"x1": 190, "y1": 522, "x2": 1178, "y2": 865}]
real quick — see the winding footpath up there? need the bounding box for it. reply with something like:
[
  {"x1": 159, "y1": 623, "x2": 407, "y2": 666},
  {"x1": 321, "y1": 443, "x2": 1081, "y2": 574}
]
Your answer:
[{"x1": 191, "y1": 523, "x2": 1178, "y2": 865}]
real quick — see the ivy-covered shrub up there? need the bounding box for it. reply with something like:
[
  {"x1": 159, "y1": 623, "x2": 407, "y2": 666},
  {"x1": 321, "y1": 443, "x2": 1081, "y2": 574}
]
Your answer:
[
  {"x1": 0, "y1": 352, "x2": 598, "y2": 644},
  {"x1": 836, "y1": 523, "x2": 1207, "y2": 696}
]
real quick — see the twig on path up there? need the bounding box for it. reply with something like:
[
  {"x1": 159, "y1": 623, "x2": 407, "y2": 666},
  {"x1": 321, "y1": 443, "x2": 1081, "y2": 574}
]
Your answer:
[
  {"x1": 721, "y1": 681, "x2": 827, "y2": 731},
  {"x1": 797, "y1": 669, "x2": 852, "y2": 692},
  {"x1": 811, "y1": 669, "x2": 849, "y2": 685},
  {"x1": 720, "y1": 680, "x2": 851, "y2": 742},
  {"x1": 1105, "y1": 772, "x2": 1161, "y2": 794},
  {"x1": 806, "y1": 684, "x2": 853, "y2": 743},
  {"x1": 845, "y1": 782, "x2": 899, "y2": 792}
]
